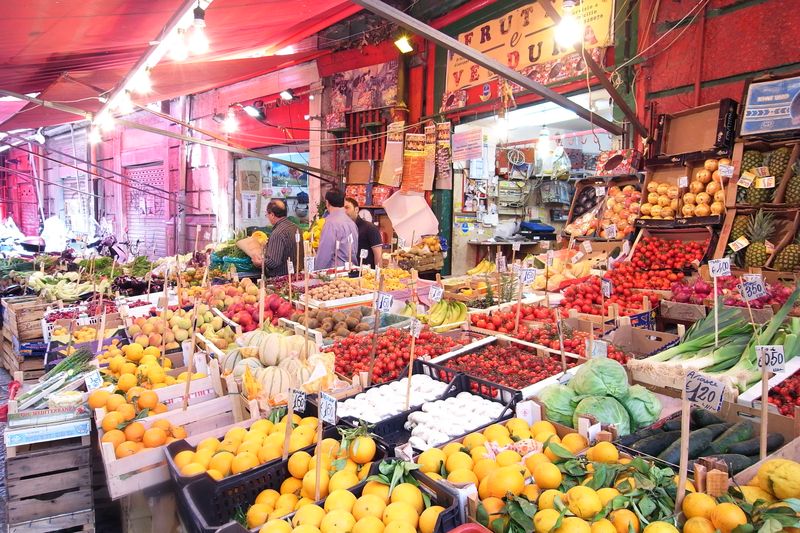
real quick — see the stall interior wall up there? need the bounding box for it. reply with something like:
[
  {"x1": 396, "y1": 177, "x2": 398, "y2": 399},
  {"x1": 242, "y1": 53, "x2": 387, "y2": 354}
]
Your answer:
[
  {"x1": 637, "y1": 0, "x2": 800, "y2": 120},
  {"x1": 1, "y1": 151, "x2": 40, "y2": 236}
]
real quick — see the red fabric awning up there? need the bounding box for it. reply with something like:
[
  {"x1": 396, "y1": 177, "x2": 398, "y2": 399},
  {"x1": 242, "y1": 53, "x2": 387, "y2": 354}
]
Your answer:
[{"x1": 0, "y1": 0, "x2": 360, "y2": 129}]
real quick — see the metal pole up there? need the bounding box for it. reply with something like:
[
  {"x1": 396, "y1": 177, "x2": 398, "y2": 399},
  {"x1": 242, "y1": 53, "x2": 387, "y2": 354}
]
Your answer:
[{"x1": 348, "y1": 0, "x2": 624, "y2": 136}]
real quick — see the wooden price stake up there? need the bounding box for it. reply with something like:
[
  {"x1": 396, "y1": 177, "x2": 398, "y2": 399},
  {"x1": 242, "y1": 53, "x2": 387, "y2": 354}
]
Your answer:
[
  {"x1": 287, "y1": 258, "x2": 294, "y2": 304},
  {"x1": 159, "y1": 267, "x2": 171, "y2": 368},
  {"x1": 367, "y1": 275, "x2": 386, "y2": 386},
  {"x1": 282, "y1": 389, "x2": 301, "y2": 460},
  {"x1": 347, "y1": 234, "x2": 353, "y2": 272},
  {"x1": 182, "y1": 298, "x2": 202, "y2": 411},
  {"x1": 258, "y1": 277, "x2": 266, "y2": 329},
  {"x1": 302, "y1": 250, "x2": 314, "y2": 362},
  {"x1": 708, "y1": 258, "x2": 731, "y2": 347},
  {"x1": 315, "y1": 392, "x2": 337, "y2": 500},
  {"x1": 64, "y1": 318, "x2": 77, "y2": 360},
  {"x1": 333, "y1": 241, "x2": 340, "y2": 273},
  {"x1": 95, "y1": 312, "x2": 107, "y2": 355},
  {"x1": 554, "y1": 308, "x2": 568, "y2": 374},
  {"x1": 405, "y1": 270, "x2": 419, "y2": 410}
]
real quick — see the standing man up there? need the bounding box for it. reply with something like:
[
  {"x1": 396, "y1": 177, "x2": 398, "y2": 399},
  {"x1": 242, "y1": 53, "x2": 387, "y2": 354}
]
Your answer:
[
  {"x1": 315, "y1": 189, "x2": 359, "y2": 270},
  {"x1": 344, "y1": 197, "x2": 383, "y2": 268},
  {"x1": 257, "y1": 199, "x2": 301, "y2": 278}
]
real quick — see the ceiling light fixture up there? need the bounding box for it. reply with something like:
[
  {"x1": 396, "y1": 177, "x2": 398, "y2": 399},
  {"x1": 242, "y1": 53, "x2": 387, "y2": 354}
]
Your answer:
[
  {"x1": 88, "y1": 128, "x2": 102, "y2": 145},
  {"x1": 131, "y1": 68, "x2": 153, "y2": 95},
  {"x1": 188, "y1": 5, "x2": 210, "y2": 55},
  {"x1": 279, "y1": 90, "x2": 294, "y2": 101},
  {"x1": 222, "y1": 109, "x2": 238, "y2": 133},
  {"x1": 243, "y1": 103, "x2": 264, "y2": 119},
  {"x1": 169, "y1": 29, "x2": 190, "y2": 61},
  {"x1": 555, "y1": 0, "x2": 583, "y2": 49},
  {"x1": 394, "y1": 36, "x2": 414, "y2": 54},
  {"x1": 538, "y1": 125, "x2": 553, "y2": 154}
]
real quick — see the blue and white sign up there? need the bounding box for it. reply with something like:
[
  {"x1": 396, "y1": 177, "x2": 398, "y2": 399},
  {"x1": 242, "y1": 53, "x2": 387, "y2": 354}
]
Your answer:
[{"x1": 741, "y1": 76, "x2": 800, "y2": 137}]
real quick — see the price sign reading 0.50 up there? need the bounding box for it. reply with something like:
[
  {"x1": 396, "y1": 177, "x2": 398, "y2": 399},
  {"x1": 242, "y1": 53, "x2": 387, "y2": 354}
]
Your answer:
[
  {"x1": 319, "y1": 392, "x2": 338, "y2": 425},
  {"x1": 756, "y1": 345, "x2": 785, "y2": 373},
  {"x1": 685, "y1": 371, "x2": 725, "y2": 412}
]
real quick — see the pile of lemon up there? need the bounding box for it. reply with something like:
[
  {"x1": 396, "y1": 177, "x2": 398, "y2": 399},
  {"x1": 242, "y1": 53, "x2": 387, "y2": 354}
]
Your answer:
[{"x1": 251, "y1": 480, "x2": 441, "y2": 533}]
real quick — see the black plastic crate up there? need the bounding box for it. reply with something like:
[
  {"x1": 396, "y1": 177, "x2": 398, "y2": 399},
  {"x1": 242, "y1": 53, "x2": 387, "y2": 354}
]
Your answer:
[
  {"x1": 367, "y1": 363, "x2": 520, "y2": 451},
  {"x1": 178, "y1": 433, "x2": 388, "y2": 533},
  {"x1": 189, "y1": 467, "x2": 461, "y2": 533}
]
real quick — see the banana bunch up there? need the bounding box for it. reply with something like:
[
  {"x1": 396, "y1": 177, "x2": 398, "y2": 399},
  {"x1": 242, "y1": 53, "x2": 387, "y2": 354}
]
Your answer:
[
  {"x1": 426, "y1": 300, "x2": 468, "y2": 326},
  {"x1": 466, "y1": 259, "x2": 496, "y2": 276}
]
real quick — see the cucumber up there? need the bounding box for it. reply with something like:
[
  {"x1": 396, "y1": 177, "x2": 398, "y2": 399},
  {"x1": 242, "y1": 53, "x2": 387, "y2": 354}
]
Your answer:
[
  {"x1": 630, "y1": 431, "x2": 680, "y2": 456},
  {"x1": 691, "y1": 409, "x2": 726, "y2": 428},
  {"x1": 662, "y1": 417, "x2": 682, "y2": 432},
  {"x1": 692, "y1": 454, "x2": 757, "y2": 475},
  {"x1": 727, "y1": 433, "x2": 785, "y2": 456},
  {"x1": 706, "y1": 422, "x2": 755, "y2": 455},
  {"x1": 658, "y1": 427, "x2": 717, "y2": 465},
  {"x1": 704, "y1": 423, "x2": 734, "y2": 440},
  {"x1": 617, "y1": 428, "x2": 663, "y2": 448}
]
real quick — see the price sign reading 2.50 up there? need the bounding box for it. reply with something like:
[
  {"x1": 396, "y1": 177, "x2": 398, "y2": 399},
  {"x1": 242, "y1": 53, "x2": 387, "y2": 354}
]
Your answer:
[{"x1": 685, "y1": 370, "x2": 725, "y2": 412}]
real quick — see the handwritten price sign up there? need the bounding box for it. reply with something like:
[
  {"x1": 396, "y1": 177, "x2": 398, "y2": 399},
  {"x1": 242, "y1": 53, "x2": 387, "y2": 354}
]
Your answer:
[
  {"x1": 520, "y1": 268, "x2": 536, "y2": 285},
  {"x1": 756, "y1": 345, "x2": 785, "y2": 373},
  {"x1": 708, "y1": 258, "x2": 731, "y2": 278},
  {"x1": 512, "y1": 242, "x2": 521, "y2": 252},
  {"x1": 741, "y1": 276, "x2": 767, "y2": 302},
  {"x1": 376, "y1": 293, "x2": 394, "y2": 312},
  {"x1": 290, "y1": 389, "x2": 307, "y2": 413},
  {"x1": 585, "y1": 339, "x2": 608, "y2": 359},
  {"x1": 601, "y1": 279, "x2": 613, "y2": 298},
  {"x1": 429, "y1": 285, "x2": 444, "y2": 303},
  {"x1": 685, "y1": 371, "x2": 725, "y2": 412},
  {"x1": 410, "y1": 318, "x2": 423, "y2": 338},
  {"x1": 287, "y1": 260, "x2": 295, "y2": 275},
  {"x1": 85, "y1": 370, "x2": 104, "y2": 391},
  {"x1": 496, "y1": 255, "x2": 507, "y2": 273},
  {"x1": 319, "y1": 392, "x2": 338, "y2": 425},
  {"x1": 304, "y1": 257, "x2": 315, "y2": 273}
]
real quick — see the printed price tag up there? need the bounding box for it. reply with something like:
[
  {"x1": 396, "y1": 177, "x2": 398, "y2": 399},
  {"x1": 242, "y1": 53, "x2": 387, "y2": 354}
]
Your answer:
[
  {"x1": 546, "y1": 250, "x2": 555, "y2": 267},
  {"x1": 304, "y1": 257, "x2": 315, "y2": 272},
  {"x1": 708, "y1": 258, "x2": 731, "y2": 277},
  {"x1": 757, "y1": 345, "x2": 785, "y2": 373},
  {"x1": 601, "y1": 279, "x2": 613, "y2": 298},
  {"x1": 376, "y1": 293, "x2": 394, "y2": 312},
  {"x1": 607, "y1": 257, "x2": 614, "y2": 271},
  {"x1": 685, "y1": 371, "x2": 725, "y2": 412},
  {"x1": 605, "y1": 224, "x2": 618, "y2": 239},
  {"x1": 755, "y1": 176, "x2": 776, "y2": 189},
  {"x1": 319, "y1": 392, "x2": 338, "y2": 425},
  {"x1": 741, "y1": 276, "x2": 768, "y2": 302},
  {"x1": 585, "y1": 339, "x2": 608, "y2": 359},
  {"x1": 520, "y1": 268, "x2": 536, "y2": 284},
  {"x1": 571, "y1": 251, "x2": 585, "y2": 264},
  {"x1": 755, "y1": 166, "x2": 770, "y2": 178},
  {"x1": 429, "y1": 285, "x2": 444, "y2": 303},
  {"x1": 290, "y1": 389, "x2": 307, "y2": 413},
  {"x1": 410, "y1": 318, "x2": 423, "y2": 337},
  {"x1": 512, "y1": 242, "x2": 521, "y2": 252},
  {"x1": 738, "y1": 171, "x2": 755, "y2": 188},
  {"x1": 595, "y1": 186, "x2": 606, "y2": 196},
  {"x1": 496, "y1": 255, "x2": 507, "y2": 273},
  {"x1": 729, "y1": 236, "x2": 750, "y2": 252},
  {"x1": 582, "y1": 241, "x2": 593, "y2": 254},
  {"x1": 678, "y1": 176, "x2": 689, "y2": 188},
  {"x1": 287, "y1": 260, "x2": 295, "y2": 275},
  {"x1": 718, "y1": 164, "x2": 735, "y2": 178},
  {"x1": 85, "y1": 370, "x2": 104, "y2": 391},
  {"x1": 395, "y1": 443, "x2": 414, "y2": 461},
  {"x1": 359, "y1": 249, "x2": 368, "y2": 259}
]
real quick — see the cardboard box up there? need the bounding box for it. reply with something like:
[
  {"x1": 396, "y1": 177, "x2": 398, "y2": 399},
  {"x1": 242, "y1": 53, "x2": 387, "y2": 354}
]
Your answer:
[
  {"x1": 602, "y1": 325, "x2": 680, "y2": 359},
  {"x1": 660, "y1": 299, "x2": 707, "y2": 322}
]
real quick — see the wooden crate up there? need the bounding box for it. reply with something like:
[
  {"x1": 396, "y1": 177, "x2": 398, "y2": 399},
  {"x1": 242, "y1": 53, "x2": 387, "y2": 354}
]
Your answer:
[
  {"x1": 98, "y1": 395, "x2": 258, "y2": 500},
  {"x1": 725, "y1": 139, "x2": 800, "y2": 208},
  {"x1": 713, "y1": 207, "x2": 800, "y2": 264},
  {"x1": 2, "y1": 296, "x2": 50, "y2": 342},
  {"x1": 5, "y1": 437, "x2": 94, "y2": 531}
]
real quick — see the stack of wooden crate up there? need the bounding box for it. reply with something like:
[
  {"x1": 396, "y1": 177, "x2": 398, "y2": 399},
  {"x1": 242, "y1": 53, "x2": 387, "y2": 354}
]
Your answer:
[{"x1": 1, "y1": 296, "x2": 50, "y2": 378}]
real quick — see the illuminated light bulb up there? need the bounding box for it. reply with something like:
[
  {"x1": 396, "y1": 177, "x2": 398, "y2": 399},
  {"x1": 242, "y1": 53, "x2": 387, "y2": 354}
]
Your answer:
[
  {"x1": 114, "y1": 91, "x2": 135, "y2": 115},
  {"x1": 394, "y1": 36, "x2": 413, "y2": 54},
  {"x1": 279, "y1": 90, "x2": 293, "y2": 101},
  {"x1": 222, "y1": 109, "x2": 238, "y2": 133},
  {"x1": 131, "y1": 69, "x2": 152, "y2": 95},
  {"x1": 170, "y1": 29, "x2": 189, "y2": 61},
  {"x1": 555, "y1": 1, "x2": 583, "y2": 49},
  {"x1": 88, "y1": 128, "x2": 102, "y2": 145},
  {"x1": 95, "y1": 112, "x2": 115, "y2": 133},
  {"x1": 538, "y1": 126, "x2": 552, "y2": 154},
  {"x1": 189, "y1": 5, "x2": 209, "y2": 55},
  {"x1": 493, "y1": 116, "x2": 509, "y2": 140},
  {"x1": 276, "y1": 45, "x2": 295, "y2": 55}
]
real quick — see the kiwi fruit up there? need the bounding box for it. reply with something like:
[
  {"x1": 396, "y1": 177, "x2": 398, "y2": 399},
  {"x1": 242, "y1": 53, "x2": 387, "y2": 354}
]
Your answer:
[
  {"x1": 317, "y1": 311, "x2": 331, "y2": 321},
  {"x1": 332, "y1": 311, "x2": 346, "y2": 323},
  {"x1": 335, "y1": 327, "x2": 350, "y2": 337},
  {"x1": 354, "y1": 323, "x2": 371, "y2": 333},
  {"x1": 334, "y1": 321, "x2": 348, "y2": 331},
  {"x1": 308, "y1": 309, "x2": 319, "y2": 319},
  {"x1": 290, "y1": 312, "x2": 302, "y2": 322},
  {"x1": 345, "y1": 317, "x2": 360, "y2": 330},
  {"x1": 321, "y1": 321, "x2": 334, "y2": 333},
  {"x1": 307, "y1": 319, "x2": 319, "y2": 330}
]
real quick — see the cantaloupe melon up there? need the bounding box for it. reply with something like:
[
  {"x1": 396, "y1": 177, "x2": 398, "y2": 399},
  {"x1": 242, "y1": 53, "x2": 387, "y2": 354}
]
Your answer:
[
  {"x1": 256, "y1": 366, "x2": 294, "y2": 398},
  {"x1": 233, "y1": 357, "x2": 263, "y2": 379}
]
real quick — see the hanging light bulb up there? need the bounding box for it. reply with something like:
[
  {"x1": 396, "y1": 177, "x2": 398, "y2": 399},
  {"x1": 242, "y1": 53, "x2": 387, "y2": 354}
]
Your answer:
[
  {"x1": 131, "y1": 68, "x2": 152, "y2": 95},
  {"x1": 493, "y1": 116, "x2": 509, "y2": 141},
  {"x1": 95, "y1": 111, "x2": 116, "y2": 133},
  {"x1": 188, "y1": 5, "x2": 209, "y2": 55},
  {"x1": 538, "y1": 126, "x2": 552, "y2": 154},
  {"x1": 88, "y1": 128, "x2": 102, "y2": 145},
  {"x1": 555, "y1": 0, "x2": 583, "y2": 49},
  {"x1": 222, "y1": 108, "x2": 238, "y2": 133},
  {"x1": 113, "y1": 91, "x2": 135, "y2": 115},
  {"x1": 170, "y1": 29, "x2": 190, "y2": 61}
]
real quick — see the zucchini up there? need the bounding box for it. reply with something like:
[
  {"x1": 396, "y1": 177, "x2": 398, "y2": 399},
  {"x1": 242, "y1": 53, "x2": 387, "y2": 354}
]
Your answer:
[
  {"x1": 617, "y1": 428, "x2": 663, "y2": 448},
  {"x1": 727, "y1": 433, "x2": 785, "y2": 456},
  {"x1": 691, "y1": 409, "x2": 726, "y2": 428},
  {"x1": 662, "y1": 417, "x2": 682, "y2": 432},
  {"x1": 630, "y1": 431, "x2": 680, "y2": 456},
  {"x1": 704, "y1": 423, "x2": 734, "y2": 440},
  {"x1": 692, "y1": 454, "x2": 756, "y2": 475},
  {"x1": 658, "y1": 427, "x2": 717, "y2": 465},
  {"x1": 706, "y1": 422, "x2": 755, "y2": 455}
]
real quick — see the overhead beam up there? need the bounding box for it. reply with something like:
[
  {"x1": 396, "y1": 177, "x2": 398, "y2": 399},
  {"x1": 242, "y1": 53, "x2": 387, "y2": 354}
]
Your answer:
[
  {"x1": 537, "y1": 0, "x2": 649, "y2": 139},
  {"x1": 0, "y1": 89, "x2": 340, "y2": 180},
  {"x1": 349, "y1": 0, "x2": 625, "y2": 136}
]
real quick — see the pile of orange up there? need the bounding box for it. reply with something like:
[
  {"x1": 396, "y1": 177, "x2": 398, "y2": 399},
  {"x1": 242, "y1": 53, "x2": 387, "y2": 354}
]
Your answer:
[
  {"x1": 100, "y1": 413, "x2": 186, "y2": 459},
  {"x1": 91, "y1": 386, "x2": 171, "y2": 431},
  {"x1": 171, "y1": 413, "x2": 335, "y2": 482},
  {"x1": 99, "y1": 341, "x2": 202, "y2": 392}
]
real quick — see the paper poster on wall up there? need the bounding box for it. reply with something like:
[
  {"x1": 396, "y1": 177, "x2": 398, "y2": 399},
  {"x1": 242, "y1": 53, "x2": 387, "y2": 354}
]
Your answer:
[
  {"x1": 452, "y1": 129, "x2": 484, "y2": 161},
  {"x1": 423, "y1": 124, "x2": 436, "y2": 191},
  {"x1": 435, "y1": 122, "x2": 453, "y2": 190},
  {"x1": 401, "y1": 133, "x2": 427, "y2": 193},
  {"x1": 378, "y1": 121, "x2": 405, "y2": 187}
]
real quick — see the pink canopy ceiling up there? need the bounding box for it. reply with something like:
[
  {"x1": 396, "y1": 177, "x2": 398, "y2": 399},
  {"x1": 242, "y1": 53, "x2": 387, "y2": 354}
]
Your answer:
[{"x1": 0, "y1": 0, "x2": 360, "y2": 128}]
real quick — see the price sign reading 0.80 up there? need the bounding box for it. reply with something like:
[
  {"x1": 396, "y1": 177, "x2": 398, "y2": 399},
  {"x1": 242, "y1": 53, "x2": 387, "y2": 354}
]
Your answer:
[
  {"x1": 685, "y1": 371, "x2": 725, "y2": 412},
  {"x1": 756, "y1": 345, "x2": 785, "y2": 373}
]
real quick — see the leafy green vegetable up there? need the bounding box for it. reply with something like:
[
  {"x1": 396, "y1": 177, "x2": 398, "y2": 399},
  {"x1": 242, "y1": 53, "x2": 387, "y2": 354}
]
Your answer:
[
  {"x1": 569, "y1": 358, "x2": 629, "y2": 399},
  {"x1": 621, "y1": 385, "x2": 662, "y2": 430},
  {"x1": 537, "y1": 384, "x2": 577, "y2": 427},
  {"x1": 572, "y1": 396, "x2": 632, "y2": 436}
]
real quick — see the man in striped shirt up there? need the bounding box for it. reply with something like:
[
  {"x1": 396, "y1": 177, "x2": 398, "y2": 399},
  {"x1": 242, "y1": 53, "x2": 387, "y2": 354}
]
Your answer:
[{"x1": 259, "y1": 199, "x2": 302, "y2": 278}]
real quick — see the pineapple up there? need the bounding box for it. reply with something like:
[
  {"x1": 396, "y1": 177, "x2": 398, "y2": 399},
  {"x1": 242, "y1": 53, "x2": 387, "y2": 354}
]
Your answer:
[
  {"x1": 744, "y1": 210, "x2": 775, "y2": 268},
  {"x1": 739, "y1": 150, "x2": 764, "y2": 204},
  {"x1": 786, "y1": 162, "x2": 800, "y2": 206},
  {"x1": 772, "y1": 234, "x2": 800, "y2": 272},
  {"x1": 729, "y1": 214, "x2": 749, "y2": 242},
  {"x1": 768, "y1": 146, "x2": 792, "y2": 181}
]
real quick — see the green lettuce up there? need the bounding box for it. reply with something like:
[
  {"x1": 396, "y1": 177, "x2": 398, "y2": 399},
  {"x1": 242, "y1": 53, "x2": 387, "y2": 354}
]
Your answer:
[
  {"x1": 537, "y1": 384, "x2": 577, "y2": 427},
  {"x1": 621, "y1": 384, "x2": 662, "y2": 430},
  {"x1": 569, "y1": 358, "x2": 629, "y2": 399},
  {"x1": 572, "y1": 396, "x2": 631, "y2": 436}
]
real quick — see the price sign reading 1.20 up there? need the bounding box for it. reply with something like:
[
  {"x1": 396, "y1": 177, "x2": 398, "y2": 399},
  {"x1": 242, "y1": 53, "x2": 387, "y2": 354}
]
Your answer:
[
  {"x1": 756, "y1": 345, "x2": 785, "y2": 373},
  {"x1": 708, "y1": 258, "x2": 731, "y2": 278},
  {"x1": 685, "y1": 370, "x2": 725, "y2": 412},
  {"x1": 319, "y1": 392, "x2": 338, "y2": 425}
]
